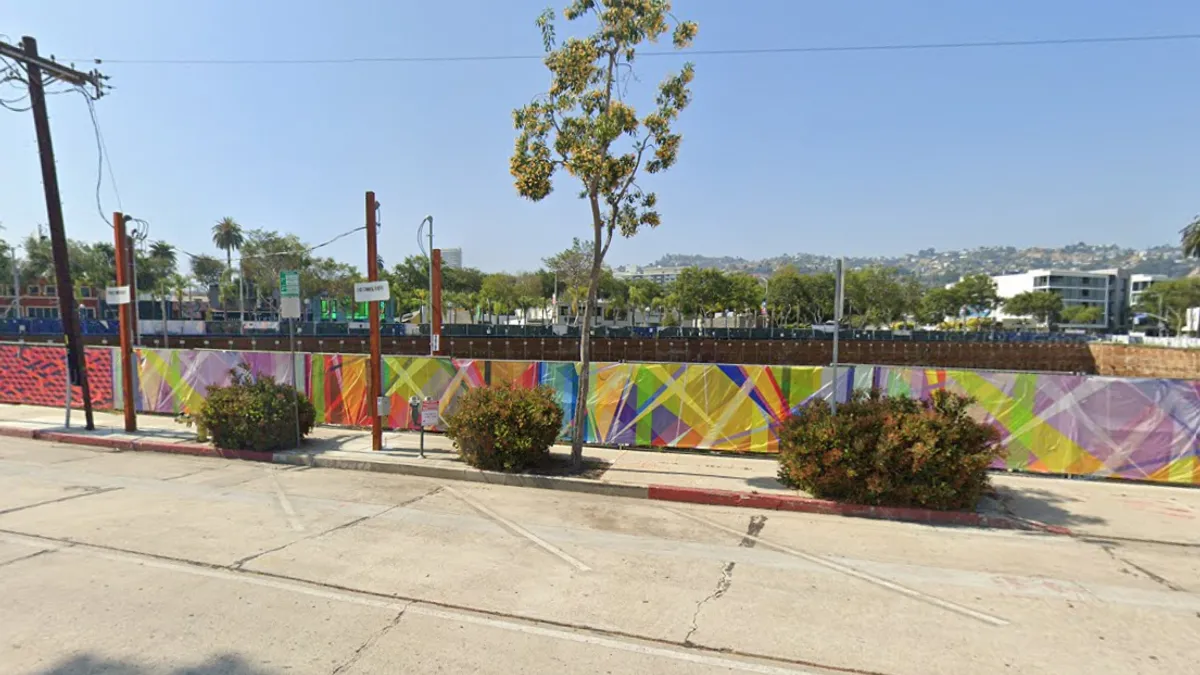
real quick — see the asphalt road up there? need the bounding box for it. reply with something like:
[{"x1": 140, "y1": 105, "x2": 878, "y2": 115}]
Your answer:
[{"x1": 1, "y1": 438, "x2": 1197, "y2": 675}]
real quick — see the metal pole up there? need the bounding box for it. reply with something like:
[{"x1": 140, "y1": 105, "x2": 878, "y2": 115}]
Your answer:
[
  {"x1": 22, "y1": 36, "x2": 94, "y2": 430},
  {"x1": 366, "y1": 192, "x2": 383, "y2": 451},
  {"x1": 290, "y1": 317, "x2": 300, "y2": 449},
  {"x1": 427, "y1": 217, "x2": 434, "y2": 355},
  {"x1": 831, "y1": 257, "x2": 844, "y2": 415},
  {"x1": 113, "y1": 212, "x2": 136, "y2": 431},
  {"x1": 129, "y1": 236, "x2": 140, "y2": 345},
  {"x1": 11, "y1": 249, "x2": 19, "y2": 319},
  {"x1": 64, "y1": 345, "x2": 72, "y2": 428},
  {"x1": 162, "y1": 295, "x2": 168, "y2": 348},
  {"x1": 239, "y1": 260, "x2": 246, "y2": 334}
]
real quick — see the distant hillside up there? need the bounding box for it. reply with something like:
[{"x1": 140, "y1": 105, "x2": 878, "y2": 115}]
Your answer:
[{"x1": 650, "y1": 243, "x2": 1198, "y2": 284}]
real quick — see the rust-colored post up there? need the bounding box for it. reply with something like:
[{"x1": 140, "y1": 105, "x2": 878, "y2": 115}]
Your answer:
[
  {"x1": 431, "y1": 248, "x2": 443, "y2": 356},
  {"x1": 113, "y1": 212, "x2": 137, "y2": 431},
  {"x1": 366, "y1": 191, "x2": 382, "y2": 450}
]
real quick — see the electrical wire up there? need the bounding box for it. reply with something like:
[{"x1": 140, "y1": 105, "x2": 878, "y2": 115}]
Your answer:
[
  {"x1": 174, "y1": 225, "x2": 367, "y2": 265},
  {"x1": 75, "y1": 32, "x2": 1200, "y2": 66},
  {"x1": 77, "y1": 86, "x2": 122, "y2": 227}
]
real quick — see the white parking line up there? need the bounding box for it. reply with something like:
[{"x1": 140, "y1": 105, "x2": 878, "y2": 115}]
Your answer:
[
  {"x1": 443, "y1": 485, "x2": 591, "y2": 572},
  {"x1": 269, "y1": 470, "x2": 304, "y2": 532},
  {"x1": 0, "y1": 531, "x2": 820, "y2": 674},
  {"x1": 664, "y1": 507, "x2": 1010, "y2": 627}
]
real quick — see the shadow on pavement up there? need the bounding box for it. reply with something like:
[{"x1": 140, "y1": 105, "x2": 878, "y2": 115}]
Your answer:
[
  {"x1": 33, "y1": 654, "x2": 281, "y2": 675},
  {"x1": 990, "y1": 484, "x2": 1108, "y2": 528}
]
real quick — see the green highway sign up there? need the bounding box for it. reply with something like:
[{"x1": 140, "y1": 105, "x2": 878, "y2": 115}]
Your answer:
[{"x1": 280, "y1": 270, "x2": 300, "y2": 297}]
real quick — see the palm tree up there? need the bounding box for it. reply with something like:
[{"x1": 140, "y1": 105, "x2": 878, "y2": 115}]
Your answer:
[
  {"x1": 211, "y1": 217, "x2": 244, "y2": 270},
  {"x1": 149, "y1": 241, "x2": 176, "y2": 268},
  {"x1": 1183, "y1": 215, "x2": 1200, "y2": 259}
]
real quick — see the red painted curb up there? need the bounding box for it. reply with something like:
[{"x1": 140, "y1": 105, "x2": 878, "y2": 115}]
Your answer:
[
  {"x1": 0, "y1": 426, "x2": 37, "y2": 439},
  {"x1": 647, "y1": 485, "x2": 1072, "y2": 535},
  {"x1": 36, "y1": 431, "x2": 134, "y2": 451}
]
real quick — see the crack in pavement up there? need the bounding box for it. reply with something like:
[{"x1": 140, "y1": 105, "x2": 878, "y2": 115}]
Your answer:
[
  {"x1": 0, "y1": 547, "x2": 57, "y2": 569},
  {"x1": 685, "y1": 515, "x2": 765, "y2": 645},
  {"x1": 0, "y1": 526, "x2": 896, "y2": 675},
  {"x1": 0, "y1": 486, "x2": 121, "y2": 516},
  {"x1": 1099, "y1": 544, "x2": 1186, "y2": 592},
  {"x1": 230, "y1": 486, "x2": 445, "y2": 570},
  {"x1": 330, "y1": 604, "x2": 411, "y2": 675}
]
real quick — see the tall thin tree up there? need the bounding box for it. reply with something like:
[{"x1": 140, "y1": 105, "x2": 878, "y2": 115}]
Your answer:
[{"x1": 510, "y1": 1, "x2": 698, "y2": 466}]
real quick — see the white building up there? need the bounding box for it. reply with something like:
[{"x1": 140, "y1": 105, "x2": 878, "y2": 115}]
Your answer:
[
  {"x1": 613, "y1": 265, "x2": 685, "y2": 286},
  {"x1": 441, "y1": 248, "x2": 463, "y2": 270},
  {"x1": 991, "y1": 268, "x2": 1131, "y2": 330},
  {"x1": 1129, "y1": 273, "x2": 1167, "y2": 309}
]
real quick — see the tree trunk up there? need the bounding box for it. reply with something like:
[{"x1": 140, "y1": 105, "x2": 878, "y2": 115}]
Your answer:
[{"x1": 571, "y1": 220, "x2": 605, "y2": 469}]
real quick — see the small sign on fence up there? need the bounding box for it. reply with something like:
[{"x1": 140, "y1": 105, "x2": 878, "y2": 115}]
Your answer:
[
  {"x1": 354, "y1": 281, "x2": 390, "y2": 302},
  {"x1": 419, "y1": 400, "x2": 439, "y2": 427},
  {"x1": 105, "y1": 286, "x2": 131, "y2": 305}
]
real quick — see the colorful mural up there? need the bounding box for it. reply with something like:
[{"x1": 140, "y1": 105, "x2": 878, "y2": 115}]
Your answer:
[
  {"x1": 3, "y1": 345, "x2": 1195, "y2": 485},
  {"x1": 131, "y1": 349, "x2": 302, "y2": 415},
  {"x1": 0, "y1": 345, "x2": 114, "y2": 409},
  {"x1": 867, "y1": 366, "x2": 1200, "y2": 486}
]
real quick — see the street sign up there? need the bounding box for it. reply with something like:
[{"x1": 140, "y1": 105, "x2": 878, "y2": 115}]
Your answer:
[
  {"x1": 105, "y1": 285, "x2": 131, "y2": 305},
  {"x1": 280, "y1": 296, "x2": 302, "y2": 319},
  {"x1": 430, "y1": 334, "x2": 440, "y2": 352},
  {"x1": 280, "y1": 270, "x2": 301, "y2": 298},
  {"x1": 419, "y1": 400, "x2": 439, "y2": 427},
  {"x1": 354, "y1": 281, "x2": 390, "y2": 302}
]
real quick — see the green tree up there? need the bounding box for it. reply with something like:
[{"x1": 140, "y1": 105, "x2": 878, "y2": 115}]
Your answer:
[
  {"x1": 844, "y1": 267, "x2": 911, "y2": 328},
  {"x1": 1182, "y1": 214, "x2": 1200, "y2": 259},
  {"x1": 480, "y1": 273, "x2": 519, "y2": 321},
  {"x1": 626, "y1": 279, "x2": 661, "y2": 325},
  {"x1": 725, "y1": 272, "x2": 763, "y2": 322},
  {"x1": 953, "y1": 274, "x2": 1000, "y2": 317},
  {"x1": 1004, "y1": 291, "x2": 1063, "y2": 327},
  {"x1": 510, "y1": 1, "x2": 697, "y2": 464},
  {"x1": 1135, "y1": 278, "x2": 1200, "y2": 332},
  {"x1": 543, "y1": 239, "x2": 592, "y2": 323},
  {"x1": 917, "y1": 286, "x2": 961, "y2": 326},
  {"x1": 1060, "y1": 305, "x2": 1104, "y2": 326},
  {"x1": 212, "y1": 217, "x2": 244, "y2": 270},
  {"x1": 190, "y1": 255, "x2": 225, "y2": 287}
]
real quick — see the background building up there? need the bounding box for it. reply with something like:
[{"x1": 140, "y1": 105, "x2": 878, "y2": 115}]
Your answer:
[
  {"x1": 613, "y1": 265, "x2": 685, "y2": 286},
  {"x1": 1129, "y1": 273, "x2": 1167, "y2": 309},
  {"x1": 991, "y1": 268, "x2": 1130, "y2": 329},
  {"x1": 441, "y1": 248, "x2": 463, "y2": 270}
]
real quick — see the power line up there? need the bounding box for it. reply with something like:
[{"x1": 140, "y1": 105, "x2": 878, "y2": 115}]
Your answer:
[
  {"x1": 77, "y1": 86, "x2": 122, "y2": 226},
  {"x1": 77, "y1": 32, "x2": 1200, "y2": 66},
  {"x1": 175, "y1": 225, "x2": 367, "y2": 265}
]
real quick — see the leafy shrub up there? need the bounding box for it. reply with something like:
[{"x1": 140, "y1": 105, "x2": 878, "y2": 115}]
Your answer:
[
  {"x1": 444, "y1": 384, "x2": 564, "y2": 472},
  {"x1": 777, "y1": 389, "x2": 1003, "y2": 511},
  {"x1": 200, "y1": 365, "x2": 316, "y2": 452}
]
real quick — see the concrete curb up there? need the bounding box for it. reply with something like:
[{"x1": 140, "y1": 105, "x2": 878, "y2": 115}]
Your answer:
[
  {"x1": 273, "y1": 451, "x2": 651, "y2": 500},
  {"x1": 0, "y1": 426, "x2": 273, "y2": 463},
  {"x1": 646, "y1": 485, "x2": 1073, "y2": 535},
  {"x1": 1, "y1": 424, "x2": 1069, "y2": 534}
]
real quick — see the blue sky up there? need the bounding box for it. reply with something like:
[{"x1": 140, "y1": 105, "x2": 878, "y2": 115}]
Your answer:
[{"x1": 2, "y1": 1, "x2": 1199, "y2": 273}]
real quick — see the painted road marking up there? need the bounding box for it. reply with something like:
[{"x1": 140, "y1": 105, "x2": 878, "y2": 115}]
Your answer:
[
  {"x1": 0, "y1": 531, "x2": 825, "y2": 675},
  {"x1": 269, "y1": 469, "x2": 304, "y2": 532},
  {"x1": 444, "y1": 485, "x2": 591, "y2": 572},
  {"x1": 664, "y1": 507, "x2": 1010, "y2": 627}
]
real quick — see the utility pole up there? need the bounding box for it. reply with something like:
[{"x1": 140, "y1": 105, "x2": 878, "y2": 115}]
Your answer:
[
  {"x1": 366, "y1": 191, "x2": 383, "y2": 451},
  {"x1": 113, "y1": 212, "x2": 136, "y2": 431},
  {"x1": 1, "y1": 36, "x2": 107, "y2": 431}
]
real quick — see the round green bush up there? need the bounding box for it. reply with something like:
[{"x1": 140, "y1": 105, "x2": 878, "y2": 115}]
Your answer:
[
  {"x1": 199, "y1": 366, "x2": 316, "y2": 452},
  {"x1": 777, "y1": 389, "x2": 1004, "y2": 511},
  {"x1": 444, "y1": 384, "x2": 564, "y2": 472}
]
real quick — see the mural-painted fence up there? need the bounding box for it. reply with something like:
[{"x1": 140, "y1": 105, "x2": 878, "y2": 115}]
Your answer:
[{"x1": 1, "y1": 344, "x2": 1196, "y2": 486}]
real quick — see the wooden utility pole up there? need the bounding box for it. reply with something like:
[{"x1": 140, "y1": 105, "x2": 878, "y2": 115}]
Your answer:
[
  {"x1": 1, "y1": 36, "x2": 107, "y2": 431},
  {"x1": 113, "y1": 212, "x2": 137, "y2": 431},
  {"x1": 365, "y1": 191, "x2": 383, "y2": 450},
  {"x1": 431, "y1": 249, "x2": 443, "y2": 356}
]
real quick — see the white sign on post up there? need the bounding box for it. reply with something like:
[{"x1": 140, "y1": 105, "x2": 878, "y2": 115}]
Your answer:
[
  {"x1": 354, "y1": 281, "x2": 390, "y2": 302},
  {"x1": 430, "y1": 334, "x2": 440, "y2": 352},
  {"x1": 419, "y1": 400, "x2": 439, "y2": 427},
  {"x1": 105, "y1": 286, "x2": 131, "y2": 305},
  {"x1": 280, "y1": 296, "x2": 302, "y2": 319}
]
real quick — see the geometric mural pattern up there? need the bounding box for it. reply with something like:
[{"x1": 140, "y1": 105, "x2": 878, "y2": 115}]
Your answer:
[{"x1": 2, "y1": 346, "x2": 1197, "y2": 485}]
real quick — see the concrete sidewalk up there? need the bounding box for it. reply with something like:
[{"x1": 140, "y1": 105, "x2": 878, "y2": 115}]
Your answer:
[{"x1": 1, "y1": 403, "x2": 1196, "y2": 544}]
